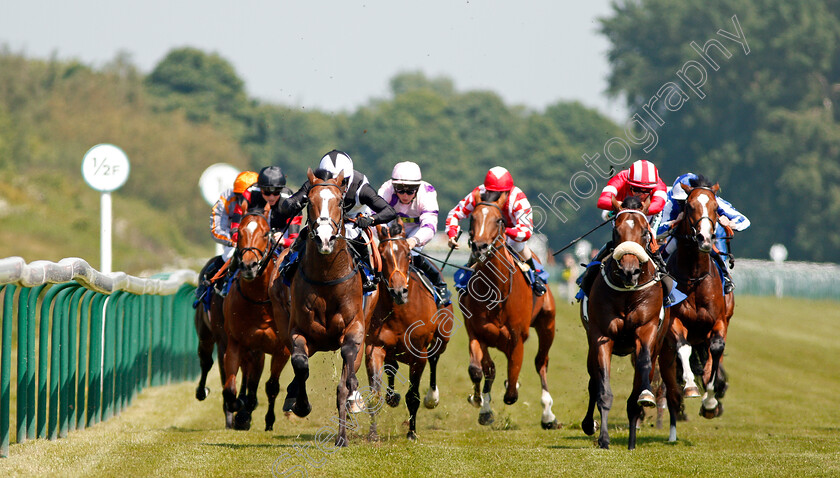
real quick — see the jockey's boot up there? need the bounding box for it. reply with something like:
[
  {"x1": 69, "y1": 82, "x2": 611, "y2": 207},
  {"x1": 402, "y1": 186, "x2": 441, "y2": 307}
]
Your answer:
[
  {"x1": 350, "y1": 238, "x2": 379, "y2": 293},
  {"x1": 661, "y1": 274, "x2": 675, "y2": 307},
  {"x1": 413, "y1": 255, "x2": 451, "y2": 306},
  {"x1": 712, "y1": 251, "x2": 735, "y2": 294},
  {"x1": 650, "y1": 248, "x2": 668, "y2": 274},
  {"x1": 218, "y1": 255, "x2": 240, "y2": 298},
  {"x1": 525, "y1": 258, "x2": 547, "y2": 297},
  {"x1": 196, "y1": 255, "x2": 224, "y2": 301},
  {"x1": 575, "y1": 241, "x2": 613, "y2": 301}
]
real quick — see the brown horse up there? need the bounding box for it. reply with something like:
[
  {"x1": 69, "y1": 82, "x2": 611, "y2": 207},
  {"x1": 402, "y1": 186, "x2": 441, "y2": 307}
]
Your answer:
[
  {"x1": 365, "y1": 219, "x2": 453, "y2": 440},
  {"x1": 659, "y1": 181, "x2": 734, "y2": 442},
  {"x1": 580, "y1": 196, "x2": 670, "y2": 449},
  {"x1": 222, "y1": 211, "x2": 291, "y2": 431},
  {"x1": 282, "y1": 169, "x2": 374, "y2": 447},
  {"x1": 460, "y1": 189, "x2": 559, "y2": 429},
  {"x1": 194, "y1": 256, "x2": 241, "y2": 428}
]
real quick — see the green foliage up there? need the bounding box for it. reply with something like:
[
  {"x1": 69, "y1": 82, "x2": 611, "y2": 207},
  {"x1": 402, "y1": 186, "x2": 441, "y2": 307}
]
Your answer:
[{"x1": 602, "y1": 0, "x2": 840, "y2": 260}]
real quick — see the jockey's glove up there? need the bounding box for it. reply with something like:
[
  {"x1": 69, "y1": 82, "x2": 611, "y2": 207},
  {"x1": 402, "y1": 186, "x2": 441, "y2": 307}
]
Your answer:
[{"x1": 355, "y1": 216, "x2": 374, "y2": 229}]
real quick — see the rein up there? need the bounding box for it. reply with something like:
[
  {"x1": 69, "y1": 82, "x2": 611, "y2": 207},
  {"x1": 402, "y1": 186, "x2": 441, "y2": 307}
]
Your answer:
[{"x1": 299, "y1": 264, "x2": 359, "y2": 287}]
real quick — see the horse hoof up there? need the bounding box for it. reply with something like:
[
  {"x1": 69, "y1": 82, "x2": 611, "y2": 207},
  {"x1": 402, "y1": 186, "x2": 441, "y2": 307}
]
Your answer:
[
  {"x1": 637, "y1": 389, "x2": 656, "y2": 408},
  {"x1": 406, "y1": 430, "x2": 417, "y2": 441},
  {"x1": 467, "y1": 394, "x2": 482, "y2": 408},
  {"x1": 233, "y1": 413, "x2": 252, "y2": 430},
  {"x1": 423, "y1": 387, "x2": 440, "y2": 409},
  {"x1": 684, "y1": 386, "x2": 701, "y2": 398},
  {"x1": 581, "y1": 419, "x2": 596, "y2": 436},
  {"x1": 282, "y1": 396, "x2": 296, "y2": 413},
  {"x1": 700, "y1": 402, "x2": 723, "y2": 419},
  {"x1": 367, "y1": 431, "x2": 380, "y2": 442},
  {"x1": 293, "y1": 401, "x2": 312, "y2": 418},
  {"x1": 503, "y1": 392, "x2": 518, "y2": 405},
  {"x1": 598, "y1": 438, "x2": 610, "y2": 449},
  {"x1": 196, "y1": 387, "x2": 210, "y2": 401},
  {"x1": 385, "y1": 390, "x2": 401, "y2": 408},
  {"x1": 541, "y1": 419, "x2": 561, "y2": 430},
  {"x1": 478, "y1": 411, "x2": 494, "y2": 426}
]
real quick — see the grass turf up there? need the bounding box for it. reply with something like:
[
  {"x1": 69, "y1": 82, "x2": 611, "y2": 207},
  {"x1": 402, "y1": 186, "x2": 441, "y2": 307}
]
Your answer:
[{"x1": 1, "y1": 295, "x2": 839, "y2": 477}]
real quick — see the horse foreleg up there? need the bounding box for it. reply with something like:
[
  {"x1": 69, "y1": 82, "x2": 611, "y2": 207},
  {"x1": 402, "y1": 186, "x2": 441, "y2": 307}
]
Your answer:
[
  {"x1": 194, "y1": 310, "x2": 214, "y2": 401},
  {"x1": 479, "y1": 344, "x2": 496, "y2": 426},
  {"x1": 503, "y1": 336, "x2": 524, "y2": 405},
  {"x1": 406, "y1": 358, "x2": 427, "y2": 441},
  {"x1": 467, "y1": 337, "x2": 484, "y2": 410},
  {"x1": 336, "y1": 321, "x2": 364, "y2": 448},
  {"x1": 701, "y1": 328, "x2": 726, "y2": 418},
  {"x1": 581, "y1": 345, "x2": 598, "y2": 437},
  {"x1": 366, "y1": 345, "x2": 386, "y2": 441},
  {"x1": 222, "y1": 340, "x2": 244, "y2": 418},
  {"x1": 233, "y1": 351, "x2": 263, "y2": 430},
  {"x1": 628, "y1": 341, "x2": 655, "y2": 450},
  {"x1": 658, "y1": 340, "x2": 682, "y2": 442},
  {"x1": 424, "y1": 352, "x2": 441, "y2": 409},
  {"x1": 595, "y1": 340, "x2": 614, "y2": 449},
  {"x1": 384, "y1": 360, "x2": 401, "y2": 407},
  {"x1": 289, "y1": 333, "x2": 311, "y2": 418},
  {"x1": 672, "y1": 318, "x2": 699, "y2": 398},
  {"x1": 534, "y1": 311, "x2": 558, "y2": 430},
  {"x1": 265, "y1": 348, "x2": 289, "y2": 431}
]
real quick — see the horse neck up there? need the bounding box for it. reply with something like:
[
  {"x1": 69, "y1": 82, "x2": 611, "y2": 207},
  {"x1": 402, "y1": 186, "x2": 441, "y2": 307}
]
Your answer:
[
  {"x1": 674, "y1": 235, "x2": 713, "y2": 277},
  {"x1": 302, "y1": 235, "x2": 354, "y2": 281}
]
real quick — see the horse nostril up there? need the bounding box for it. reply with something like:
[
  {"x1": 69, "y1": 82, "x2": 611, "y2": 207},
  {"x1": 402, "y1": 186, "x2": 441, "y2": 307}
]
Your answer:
[{"x1": 633, "y1": 268, "x2": 641, "y2": 276}]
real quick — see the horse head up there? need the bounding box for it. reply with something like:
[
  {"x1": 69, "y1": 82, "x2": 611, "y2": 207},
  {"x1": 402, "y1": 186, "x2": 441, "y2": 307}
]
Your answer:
[
  {"x1": 377, "y1": 218, "x2": 410, "y2": 304},
  {"x1": 610, "y1": 195, "x2": 653, "y2": 288},
  {"x1": 236, "y1": 212, "x2": 271, "y2": 281},
  {"x1": 678, "y1": 181, "x2": 721, "y2": 253},
  {"x1": 469, "y1": 188, "x2": 507, "y2": 262},
  {"x1": 306, "y1": 168, "x2": 346, "y2": 255}
]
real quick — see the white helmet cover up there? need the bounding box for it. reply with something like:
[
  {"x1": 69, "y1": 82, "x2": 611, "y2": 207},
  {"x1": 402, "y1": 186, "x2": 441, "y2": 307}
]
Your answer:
[
  {"x1": 318, "y1": 150, "x2": 354, "y2": 185},
  {"x1": 391, "y1": 161, "x2": 422, "y2": 185}
]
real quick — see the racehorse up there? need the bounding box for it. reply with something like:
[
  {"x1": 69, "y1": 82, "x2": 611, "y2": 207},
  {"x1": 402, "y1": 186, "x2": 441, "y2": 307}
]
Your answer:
[
  {"x1": 580, "y1": 195, "x2": 670, "y2": 449},
  {"x1": 365, "y1": 219, "x2": 453, "y2": 441},
  {"x1": 658, "y1": 181, "x2": 734, "y2": 442},
  {"x1": 460, "y1": 189, "x2": 559, "y2": 430},
  {"x1": 221, "y1": 211, "x2": 290, "y2": 431},
  {"x1": 194, "y1": 256, "x2": 239, "y2": 428},
  {"x1": 283, "y1": 169, "x2": 373, "y2": 447}
]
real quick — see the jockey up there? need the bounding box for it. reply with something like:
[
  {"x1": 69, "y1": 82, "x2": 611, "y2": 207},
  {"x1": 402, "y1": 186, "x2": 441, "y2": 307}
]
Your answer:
[
  {"x1": 445, "y1": 166, "x2": 546, "y2": 296},
  {"x1": 576, "y1": 159, "x2": 669, "y2": 300},
  {"x1": 198, "y1": 170, "x2": 259, "y2": 299},
  {"x1": 248, "y1": 166, "x2": 301, "y2": 249},
  {"x1": 280, "y1": 150, "x2": 397, "y2": 292},
  {"x1": 657, "y1": 172, "x2": 750, "y2": 294},
  {"x1": 378, "y1": 161, "x2": 451, "y2": 305}
]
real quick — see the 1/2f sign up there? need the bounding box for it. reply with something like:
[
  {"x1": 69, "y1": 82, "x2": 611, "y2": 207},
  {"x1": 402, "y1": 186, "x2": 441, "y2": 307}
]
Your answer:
[{"x1": 82, "y1": 144, "x2": 130, "y2": 192}]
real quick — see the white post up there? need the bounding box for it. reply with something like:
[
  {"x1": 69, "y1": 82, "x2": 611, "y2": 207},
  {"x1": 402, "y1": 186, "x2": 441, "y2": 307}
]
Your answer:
[{"x1": 101, "y1": 192, "x2": 112, "y2": 274}]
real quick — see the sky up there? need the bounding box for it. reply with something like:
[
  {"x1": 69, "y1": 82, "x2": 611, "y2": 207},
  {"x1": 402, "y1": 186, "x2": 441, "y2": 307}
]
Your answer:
[{"x1": 1, "y1": 0, "x2": 627, "y2": 121}]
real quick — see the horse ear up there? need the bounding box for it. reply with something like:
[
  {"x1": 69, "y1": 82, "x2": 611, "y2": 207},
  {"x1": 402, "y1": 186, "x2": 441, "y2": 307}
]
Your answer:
[
  {"x1": 711, "y1": 183, "x2": 720, "y2": 194},
  {"x1": 641, "y1": 195, "x2": 651, "y2": 215},
  {"x1": 680, "y1": 182, "x2": 692, "y2": 194},
  {"x1": 611, "y1": 195, "x2": 622, "y2": 211},
  {"x1": 497, "y1": 190, "x2": 510, "y2": 207},
  {"x1": 334, "y1": 169, "x2": 345, "y2": 186},
  {"x1": 396, "y1": 216, "x2": 405, "y2": 234},
  {"x1": 307, "y1": 167, "x2": 316, "y2": 184},
  {"x1": 472, "y1": 188, "x2": 481, "y2": 205},
  {"x1": 376, "y1": 224, "x2": 387, "y2": 238}
]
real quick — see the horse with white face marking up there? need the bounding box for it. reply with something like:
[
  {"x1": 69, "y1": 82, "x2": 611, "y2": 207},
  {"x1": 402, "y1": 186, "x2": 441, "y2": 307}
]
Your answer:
[
  {"x1": 658, "y1": 180, "x2": 734, "y2": 443},
  {"x1": 580, "y1": 195, "x2": 671, "y2": 450}
]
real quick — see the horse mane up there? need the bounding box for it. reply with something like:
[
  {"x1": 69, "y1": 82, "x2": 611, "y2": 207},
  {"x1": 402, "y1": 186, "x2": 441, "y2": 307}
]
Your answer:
[
  {"x1": 689, "y1": 174, "x2": 714, "y2": 188},
  {"x1": 481, "y1": 190, "x2": 503, "y2": 202},
  {"x1": 621, "y1": 195, "x2": 644, "y2": 210}
]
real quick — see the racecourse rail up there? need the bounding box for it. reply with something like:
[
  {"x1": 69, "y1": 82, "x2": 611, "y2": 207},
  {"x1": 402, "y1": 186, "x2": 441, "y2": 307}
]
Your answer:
[{"x1": 0, "y1": 257, "x2": 198, "y2": 458}]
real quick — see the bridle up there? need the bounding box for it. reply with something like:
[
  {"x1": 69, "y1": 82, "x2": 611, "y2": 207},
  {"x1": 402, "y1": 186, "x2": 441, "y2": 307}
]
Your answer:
[
  {"x1": 379, "y1": 236, "x2": 410, "y2": 290},
  {"x1": 602, "y1": 208, "x2": 661, "y2": 291},
  {"x1": 675, "y1": 187, "x2": 719, "y2": 246},
  {"x1": 235, "y1": 212, "x2": 278, "y2": 278},
  {"x1": 306, "y1": 182, "x2": 345, "y2": 241},
  {"x1": 469, "y1": 201, "x2": 507, "y2": 261},
  {"x1": 611, "y1": 209, "x2": 652, "y2": 250}
]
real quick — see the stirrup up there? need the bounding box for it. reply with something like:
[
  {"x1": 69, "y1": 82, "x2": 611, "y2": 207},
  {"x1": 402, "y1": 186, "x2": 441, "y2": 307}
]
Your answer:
[{"x1": 435, "y1": 286, "x2": 452, "y2": 306}]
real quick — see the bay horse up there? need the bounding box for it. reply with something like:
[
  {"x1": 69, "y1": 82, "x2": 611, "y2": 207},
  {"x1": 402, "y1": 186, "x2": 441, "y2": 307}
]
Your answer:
[
  {"x1": 194, "y1": 256, "x2": 238, "y2": 428},
  {"x1": 222, "y1": 211, "x2": 291, "y2": 431},
  {"x1": 283, "y1": 168, "x2": 373, "y2": 447},
  {"x1": 460, "y1": 189, "x2": 559, "y2": 430},
  {"x1": 365, "y1": 219, "x2": 453, "y2": 440},
  {"x1": 580, "y1": 196, "x2": 670, "y2": 449},
  {"x1": 659, "y1": 181, "x2": 734, "y2": 442}
]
